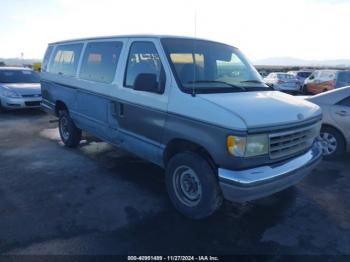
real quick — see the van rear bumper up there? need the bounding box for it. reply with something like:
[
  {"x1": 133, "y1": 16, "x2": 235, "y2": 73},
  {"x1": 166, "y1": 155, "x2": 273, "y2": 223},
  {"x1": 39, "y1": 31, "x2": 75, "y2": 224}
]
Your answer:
[{"x1": 218, "y1": 143, "x2": 322, "y2": 202}]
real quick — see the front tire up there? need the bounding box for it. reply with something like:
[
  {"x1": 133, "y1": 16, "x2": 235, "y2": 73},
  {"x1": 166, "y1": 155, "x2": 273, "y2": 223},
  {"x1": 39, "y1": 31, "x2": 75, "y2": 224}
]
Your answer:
[
  {"x1": 319, "y1": 126, "x2": 345, "y2": 160},
  {"x1": 165, "y1": 151, "x2": 223, "y2": 219},
  {"x1": 58, "y1": 110, "x2": 81, "y2": 148}
]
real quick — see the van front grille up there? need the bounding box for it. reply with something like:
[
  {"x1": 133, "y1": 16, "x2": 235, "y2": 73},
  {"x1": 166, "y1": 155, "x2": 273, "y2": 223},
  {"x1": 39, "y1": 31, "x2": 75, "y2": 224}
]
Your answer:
[{"x1": 269, "y1": 123, "x2": 320, "y2": 159}]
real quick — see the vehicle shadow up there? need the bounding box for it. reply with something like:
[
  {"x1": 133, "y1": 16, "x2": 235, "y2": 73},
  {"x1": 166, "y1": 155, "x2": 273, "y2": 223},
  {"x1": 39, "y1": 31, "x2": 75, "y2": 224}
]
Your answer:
[
  {"x1": 0, "y1": 108, "x2": 45, "y2": 118},
  {"x1": 76, "y1": 140, "x2": 298, "y2": 254}
]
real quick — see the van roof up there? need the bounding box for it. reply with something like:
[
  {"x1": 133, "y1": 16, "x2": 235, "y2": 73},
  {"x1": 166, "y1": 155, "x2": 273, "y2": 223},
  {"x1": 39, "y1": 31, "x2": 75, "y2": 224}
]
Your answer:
[{"x1": 49, "y1": 34, "x2": 237, "y2": 47}]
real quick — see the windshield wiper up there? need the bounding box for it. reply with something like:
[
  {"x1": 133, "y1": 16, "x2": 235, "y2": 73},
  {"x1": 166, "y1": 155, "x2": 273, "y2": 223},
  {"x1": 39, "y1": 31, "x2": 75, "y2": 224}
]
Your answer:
[
  {"x1": 187, "y1": 80, "x2": 246, "y2": 92},
  {"x1": 240, "y1": 80, "x2": 265, "y2": 84}
]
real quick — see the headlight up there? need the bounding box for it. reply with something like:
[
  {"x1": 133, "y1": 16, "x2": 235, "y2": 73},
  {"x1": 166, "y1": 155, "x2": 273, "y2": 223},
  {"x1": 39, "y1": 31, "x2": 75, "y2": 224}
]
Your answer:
[
  {"x1": 227, "y1": 134, "x2": 269, "y2": 157},
  {"x1": 3, "y1": 89, "x2": 21, "y2": 98}
]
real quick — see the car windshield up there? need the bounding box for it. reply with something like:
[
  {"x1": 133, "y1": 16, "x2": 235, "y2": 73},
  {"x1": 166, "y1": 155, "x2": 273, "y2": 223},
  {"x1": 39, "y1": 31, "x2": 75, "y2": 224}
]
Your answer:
[
  {"x1": 161, "y1": 38, "x2": 269, "y2": 93},
  {"x1": 0, "y1": 70, "x2": 40, "y2": 83}
]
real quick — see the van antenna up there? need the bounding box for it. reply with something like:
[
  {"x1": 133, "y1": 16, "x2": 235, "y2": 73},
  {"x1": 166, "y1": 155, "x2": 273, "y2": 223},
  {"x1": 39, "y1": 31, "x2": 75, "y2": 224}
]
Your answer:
[{"x1": 192, "y1": 10, "x2": 197, "y2": 97}]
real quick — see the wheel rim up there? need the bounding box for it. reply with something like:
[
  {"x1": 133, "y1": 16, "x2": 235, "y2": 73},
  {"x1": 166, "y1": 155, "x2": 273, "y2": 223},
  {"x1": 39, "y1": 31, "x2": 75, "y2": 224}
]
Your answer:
[
  {"x1": 59, "y1": 116, "x2": 70, "y2": 141},
  {"x1": 319, "y1": 132, "x2": 337, "y2": 155},
  {"x1": 172, "y1": 165, "x2": 202, "y2": 207}
]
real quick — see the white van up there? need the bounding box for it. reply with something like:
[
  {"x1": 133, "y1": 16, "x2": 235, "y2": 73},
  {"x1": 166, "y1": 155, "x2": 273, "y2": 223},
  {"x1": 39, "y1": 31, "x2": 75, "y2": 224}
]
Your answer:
[{"x1": 41, "y1": 35, "x2": 322, "y2": 219}]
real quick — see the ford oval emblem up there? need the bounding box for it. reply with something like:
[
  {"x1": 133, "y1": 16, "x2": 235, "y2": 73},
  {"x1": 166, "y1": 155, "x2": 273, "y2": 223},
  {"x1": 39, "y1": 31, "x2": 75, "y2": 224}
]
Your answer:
[{"x1": 297, "y1": 113, "x2": 304, "y2": 120}]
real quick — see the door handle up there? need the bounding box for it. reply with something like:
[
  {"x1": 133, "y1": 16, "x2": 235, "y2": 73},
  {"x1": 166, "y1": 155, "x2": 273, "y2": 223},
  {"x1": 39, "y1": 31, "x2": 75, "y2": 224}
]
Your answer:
[
  {"x1": 336, "y1": 110, "x2": 348, "y2": 116},
  {"x1": 111, "y1": 101, "x2": 124, "y2": 117},
  {"x1": 119, "y1": 103, "x2": 124, "y2": 117}
]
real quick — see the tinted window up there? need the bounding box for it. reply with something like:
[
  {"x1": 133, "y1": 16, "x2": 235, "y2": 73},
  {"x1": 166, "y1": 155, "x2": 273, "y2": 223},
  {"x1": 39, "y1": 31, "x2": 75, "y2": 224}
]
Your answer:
[
  {"x1": 124, "y1": 42, "x2": 164, "y2": 89},
  {"x1": 0, "y1": 70, "x2": 40, "y2": 83},
  {"x1": 49, "y1": 44, "x2": 83, "y2": 76},
  {"x1": 79, "y1": 41, "x2": 123, "y2": 83},
  {"x1": 336, "y1": 72, "x2": 350, "y2": 88},
  {"x1": 338, "y1": 96, "x2": 350, "y2": 107},
  {"x1": 42, "y1": 45, "x2": 53, "y2": 72}
]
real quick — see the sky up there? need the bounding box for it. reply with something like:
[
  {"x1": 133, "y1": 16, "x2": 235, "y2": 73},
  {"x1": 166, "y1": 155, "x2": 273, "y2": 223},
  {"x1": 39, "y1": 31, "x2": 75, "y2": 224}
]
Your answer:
[{"x1": 0, "y1": 0, "x2": 350, "y2": 61}]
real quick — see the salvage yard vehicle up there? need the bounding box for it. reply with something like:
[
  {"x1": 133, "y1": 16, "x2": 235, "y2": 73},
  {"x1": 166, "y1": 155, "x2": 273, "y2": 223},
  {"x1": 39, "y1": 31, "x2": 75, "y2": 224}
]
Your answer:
[
  {"x1": 264, "y1": 72, "x2": 301, "y2": 94},
  {"x1": 41, "y1": 35, "x2": 322, "y2": 219},
  {"x1": 306, "y1": 86, "x2": 350, "y2": 159},
  {"x1": 288, "y1": 70, "x2": 313, "y2": 87},
  {"x1": 304, "y1": 70, "x2": 350, "y2": 95},
  {"x1": 0, "y1": 67, "x2": 41, "y2": 111}
]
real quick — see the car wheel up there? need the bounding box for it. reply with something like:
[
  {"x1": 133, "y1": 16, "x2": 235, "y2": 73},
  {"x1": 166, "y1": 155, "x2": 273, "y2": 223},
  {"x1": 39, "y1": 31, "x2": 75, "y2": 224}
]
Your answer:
[
  {"x1": 319, "y1": 126, "x2": 345, "y2": 160},
  {"x1": 165, "y1": 151, "x2": 223, "y2": 219},
  {"x1": 58, "y1": 110, "x2": 81, "y2": 148}
]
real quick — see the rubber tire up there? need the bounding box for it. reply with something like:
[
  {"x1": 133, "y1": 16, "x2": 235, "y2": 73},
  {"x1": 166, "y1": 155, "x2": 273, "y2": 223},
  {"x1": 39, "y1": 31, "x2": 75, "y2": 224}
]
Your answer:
[
  {"x1": 320, "y1": 126, "x2": 345, "y2": 160},
  {"x1": 165, "y1": 151, "x2": 223, "y2": 219},
  {"x1": 0, "y1": 100, "x2": 4, "y2": 113},
  {"x1": 58, "y1": 110, "x2": 82, "y2": 148}
]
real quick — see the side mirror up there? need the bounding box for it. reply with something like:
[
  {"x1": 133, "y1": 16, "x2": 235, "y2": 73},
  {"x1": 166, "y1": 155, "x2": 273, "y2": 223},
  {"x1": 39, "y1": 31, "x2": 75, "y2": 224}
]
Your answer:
[{"x1": 133, "y1": 73, "x2": 160, "y2": 93}]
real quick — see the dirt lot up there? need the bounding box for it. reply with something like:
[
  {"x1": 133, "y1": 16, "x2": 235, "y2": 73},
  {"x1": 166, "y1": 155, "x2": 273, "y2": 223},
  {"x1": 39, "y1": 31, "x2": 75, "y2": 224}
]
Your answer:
[{"x1": 0, "y1": 109, "x2": 349, "y2": 256}]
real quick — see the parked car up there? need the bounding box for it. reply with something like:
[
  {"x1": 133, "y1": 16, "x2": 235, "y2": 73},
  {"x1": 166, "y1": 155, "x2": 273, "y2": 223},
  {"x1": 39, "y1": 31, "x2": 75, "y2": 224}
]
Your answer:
[
  {"x1": 306, "y1": 86, "x2": 350, "y2": 159},
  {"x1": 264, "y1": 72, "x2": 301, "y2": 94},
  {"x1": 303, "y1": 70, "x2": 350, "y2": 95},
  {"x1": 288, "y1": 70, "x2": 313, "y2": 87},
  {"x1": 0, "y1": 67, "x2": 41, "y2": 111},
  {"x1": 41, "y1": 35, "x2": 322, "y2": 219}
]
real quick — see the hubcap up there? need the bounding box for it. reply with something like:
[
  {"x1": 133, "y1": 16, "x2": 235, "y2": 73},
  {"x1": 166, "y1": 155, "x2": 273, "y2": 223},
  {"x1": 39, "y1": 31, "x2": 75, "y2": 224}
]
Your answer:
[
  {"x1": 60, "y1": 116, "x2": 70, "y2": 141},
  {"x1": 173, "y1": 165, "x2": 202, "y2": 207},
  {"x1": 319, "y1": 132, "x2": 337, "y2": 156}
]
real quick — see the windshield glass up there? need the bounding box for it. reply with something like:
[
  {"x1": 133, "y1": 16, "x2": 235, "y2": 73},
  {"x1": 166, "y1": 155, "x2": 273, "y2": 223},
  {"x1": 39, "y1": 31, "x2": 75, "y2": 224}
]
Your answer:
[
  {"x1": 161, "y1": 38, "x2": 269, "y2": 93},
  {"x1": 0, "y1": 70, "x2": 40, "y2": 83}
]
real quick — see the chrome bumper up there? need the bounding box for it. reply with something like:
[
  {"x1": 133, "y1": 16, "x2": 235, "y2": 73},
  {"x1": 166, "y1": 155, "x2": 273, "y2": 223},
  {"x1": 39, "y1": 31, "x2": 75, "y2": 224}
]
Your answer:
[{"x1": 218, "y1": 143, "x2": 322, "y2": 202}]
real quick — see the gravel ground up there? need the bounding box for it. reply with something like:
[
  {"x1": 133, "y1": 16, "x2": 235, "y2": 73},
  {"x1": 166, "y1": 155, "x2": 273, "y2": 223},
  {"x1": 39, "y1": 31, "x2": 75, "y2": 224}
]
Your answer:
[{"x1": 0, "y1": 109, "x2": 349, "y2": 256}]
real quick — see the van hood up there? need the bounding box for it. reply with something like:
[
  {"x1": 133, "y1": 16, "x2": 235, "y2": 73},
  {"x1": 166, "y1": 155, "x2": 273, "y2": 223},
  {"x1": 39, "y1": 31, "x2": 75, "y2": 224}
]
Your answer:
[
  {"x1": 1, "y1": 83, "x2": 41, "y2": 95},
  {"x1": 198, "y1": 91, "x2": 321, "y2": 129}
]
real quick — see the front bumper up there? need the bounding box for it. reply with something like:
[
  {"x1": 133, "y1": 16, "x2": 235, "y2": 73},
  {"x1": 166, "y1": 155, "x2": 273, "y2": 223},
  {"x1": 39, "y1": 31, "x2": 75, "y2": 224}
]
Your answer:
[
  {"x1": 218, "y1": 143, "x2": 322, "y2": 202},
  {"x1": 1, "y1": 96, "x2": 41, "y2": 109}
]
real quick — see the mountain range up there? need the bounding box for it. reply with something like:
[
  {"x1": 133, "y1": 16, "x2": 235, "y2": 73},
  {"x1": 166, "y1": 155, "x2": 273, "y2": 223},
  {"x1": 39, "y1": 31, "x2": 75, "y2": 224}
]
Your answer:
[
  {"x1": 254, "y1": 57, "x2": 350, "y2": 67},
  {"x1": 0, "y1": 58, "x2": 42, "y2": 66}
]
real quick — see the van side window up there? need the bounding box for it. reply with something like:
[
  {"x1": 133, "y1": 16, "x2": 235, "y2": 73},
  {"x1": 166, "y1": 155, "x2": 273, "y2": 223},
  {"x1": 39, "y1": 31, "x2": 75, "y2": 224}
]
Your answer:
[
  {"x1": 49, "y1": 44, "x2": 83, "y2": 76},
  {"x1": 124, "y1": 42, "x2": 164, "y2": 91},
  {"x1": 79, "y1": 41, "x2": 123, "y2": 83},
  {"x1": 42, "y1": 45, "x2": 54, "y2": 72}
]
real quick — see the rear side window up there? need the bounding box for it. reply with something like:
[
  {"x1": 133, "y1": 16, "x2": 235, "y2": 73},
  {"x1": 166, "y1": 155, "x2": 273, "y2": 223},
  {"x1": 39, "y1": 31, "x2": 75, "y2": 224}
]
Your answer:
[
  {"x1": 79, "y1": 41, "x2": 123, "y2": 83},
  {"x1": 42, "y1": 46, "x2": 54, "y2": 72},
  {"x1": 49, "y1": 44, "x2": 83, "y2": 76},
  {"x1": 124, "y1": 42, "x2": 163, "y2": 88}
]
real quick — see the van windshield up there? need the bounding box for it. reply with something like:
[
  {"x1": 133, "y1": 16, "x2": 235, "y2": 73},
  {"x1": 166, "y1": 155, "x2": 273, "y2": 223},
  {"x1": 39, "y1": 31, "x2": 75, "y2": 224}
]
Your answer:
[{"x1": 161, "y1": 38, "x2": 269, "y2": 93}]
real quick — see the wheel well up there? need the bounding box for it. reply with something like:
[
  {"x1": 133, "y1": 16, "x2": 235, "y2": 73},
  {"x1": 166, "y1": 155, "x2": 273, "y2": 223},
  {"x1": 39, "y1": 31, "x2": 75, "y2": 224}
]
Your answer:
[
  {"x1": 163, "y1": 139, "x2": 216, "y2": 170},
  {"x1": 55, "y1": 100, "x2": 67, "y2": 117},
  {"x1": 321, "y1": 124, "x2": 346, "y2": 142}
]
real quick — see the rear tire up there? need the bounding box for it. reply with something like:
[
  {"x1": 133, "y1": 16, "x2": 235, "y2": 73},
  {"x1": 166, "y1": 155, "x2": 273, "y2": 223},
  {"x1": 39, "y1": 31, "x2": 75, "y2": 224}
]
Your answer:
[
  {"x1": 319, "y1": 126, "x2": 345, "y2": 160},
  {"x1": 0, "y1": 100, "x2": 4, "y2": 113},
  {"x1": 165, "y1": 151, "x2": 223, "y2": 219},
  {"x1": 58, "y1": 110, "x2": 81, "y2": 148}
]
